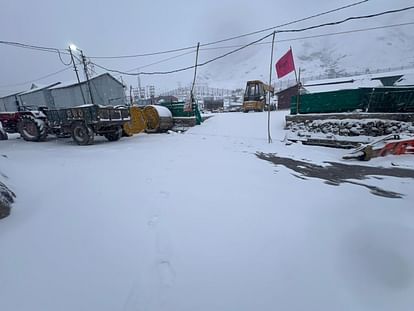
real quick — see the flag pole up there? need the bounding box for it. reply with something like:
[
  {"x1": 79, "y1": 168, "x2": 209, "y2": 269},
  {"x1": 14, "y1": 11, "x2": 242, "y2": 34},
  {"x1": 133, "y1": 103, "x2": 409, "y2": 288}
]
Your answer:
[
  {"x1": 267, "y1": 31, "x2": 276, "y2": 144},
  {"x1": 291, "y1": 46, "x2": 298, "y2": 84},
  {"x1": 296, "y1": 67, "x2": 301, "y2": 115},
  {"x1": 289, "y1": 46, "x2": 300, "y2": 115}
]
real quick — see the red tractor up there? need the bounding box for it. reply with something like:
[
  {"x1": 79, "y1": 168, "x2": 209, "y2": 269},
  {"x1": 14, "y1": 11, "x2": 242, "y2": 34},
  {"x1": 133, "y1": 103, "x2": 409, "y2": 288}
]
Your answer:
[{"x1": 0, "y1": 109, "x2": 48, "y2": 142}]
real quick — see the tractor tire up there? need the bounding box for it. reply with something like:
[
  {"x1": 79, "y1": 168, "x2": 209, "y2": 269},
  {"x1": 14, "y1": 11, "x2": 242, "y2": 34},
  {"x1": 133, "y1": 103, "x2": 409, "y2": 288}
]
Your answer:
[
  {"x1": 104, "y1": 126, "x2": 123, "y2": 142},
  {"x1": 0, "y1": 204, "x2": 10, "y2": 219},
  {"x1": 71, "y1": 123, "x2": 94, "y2": 146},
  {"x1": 17, "y1": 115, "x2": 47, "y2": 142},
  {"x1": 0, "y1": 128, "x2": 8, "y2": 140}
]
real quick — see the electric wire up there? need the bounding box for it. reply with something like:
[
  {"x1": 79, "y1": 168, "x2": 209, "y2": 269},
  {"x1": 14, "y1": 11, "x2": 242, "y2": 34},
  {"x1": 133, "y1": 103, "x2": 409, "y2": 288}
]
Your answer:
[
  {"x1": 89, "y1": 6, "x2": 414, "y2": 76},
  {"x1": 0, "y1": 67, "x2": 72, "y2": 88},
  {"x1": 87, "y1": 0, "x2": 371, "y2": 59},
  {"x1": 199, "y1": 22, "x2": 414, "y2": 52},
  {"x1": 0, "y1": 40, "x2": 72, "y2": 66}
]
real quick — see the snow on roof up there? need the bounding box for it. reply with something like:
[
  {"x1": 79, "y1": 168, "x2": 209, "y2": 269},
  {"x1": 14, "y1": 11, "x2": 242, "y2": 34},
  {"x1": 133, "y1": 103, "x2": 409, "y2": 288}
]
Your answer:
[
  {"x1": 30, "y1": 83, "x2": 47, "y2": 89},
  {"x1": 0, "y1": 91, "x2": 23, "y2": 99},
  {"x1": 49, "y1": 73, "x2": 123, "y2": 90},
  {"x1": 395, "y1": 72, "x2": 414, "y2": 86},
  {"x1": 303, "y1": 69, "x2": 414, "y2": 94},
  {"x1": 19, "y1": 82, "x2": 61, "y2": 95}
]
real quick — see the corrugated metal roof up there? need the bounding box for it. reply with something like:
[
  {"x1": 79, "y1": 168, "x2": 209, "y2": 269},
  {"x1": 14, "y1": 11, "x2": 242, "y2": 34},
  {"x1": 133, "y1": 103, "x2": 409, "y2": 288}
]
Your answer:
[
  {"x1": 19, "y1": 82, "x2": 61, "y2": 95},
  {"x1": 0, "y1": 91, "x2": 24, "y2": 99},
  {"x1": 49, "y1": 73, "x2": 124, "y2": 90}
]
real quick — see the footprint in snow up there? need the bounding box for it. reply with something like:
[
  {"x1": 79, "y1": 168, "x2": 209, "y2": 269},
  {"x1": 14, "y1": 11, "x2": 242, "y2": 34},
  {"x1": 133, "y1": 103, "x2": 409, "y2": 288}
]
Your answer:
[
  {"x1": 148, "y1": 215, "x2": 159, "y2": 227},
  {"x1": 160, "y1": 190, "x2": 170, "y2": 198},
  {"x1": 157, "y1": 260, "x2": 175, "y2": 288}
]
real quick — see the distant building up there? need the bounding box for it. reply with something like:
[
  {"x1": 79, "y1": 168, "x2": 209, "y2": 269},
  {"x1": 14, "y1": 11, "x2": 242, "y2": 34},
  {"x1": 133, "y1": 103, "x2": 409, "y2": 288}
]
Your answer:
[
  {"x1": 203, "y1": 97, "x2": 224, "y2": 111},
  {"x1": 156, "y1": 96, "x2": 178, "y2": 103},
  {"x1": 276, "y1": 84, "x2": 300, "y2": 110}
]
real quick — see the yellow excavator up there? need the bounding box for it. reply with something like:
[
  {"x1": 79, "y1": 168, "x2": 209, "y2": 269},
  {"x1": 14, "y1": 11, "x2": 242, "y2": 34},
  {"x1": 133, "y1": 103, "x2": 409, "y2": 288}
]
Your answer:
[{"x1": 242, "y1": 80, "x2": 274, "y2": 112}]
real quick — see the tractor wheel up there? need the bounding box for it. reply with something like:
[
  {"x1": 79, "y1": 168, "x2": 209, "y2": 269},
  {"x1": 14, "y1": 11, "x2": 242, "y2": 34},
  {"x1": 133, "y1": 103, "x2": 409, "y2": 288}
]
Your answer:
[
  {"x1": 71, "y1": 123, "x2": 94, "y2": 145},
  {"x1": 104, "y1": 126, "x2": 123, "y2": 142},
  {"x1": 0, "y1": 204, "x2": 10, "y2": 219},
  {"x1": 0, "y1": 128, "x2": 8, "y2": 140},
  {"x1": 17, "y1": 115, "x2": 47, "y2": 142}
]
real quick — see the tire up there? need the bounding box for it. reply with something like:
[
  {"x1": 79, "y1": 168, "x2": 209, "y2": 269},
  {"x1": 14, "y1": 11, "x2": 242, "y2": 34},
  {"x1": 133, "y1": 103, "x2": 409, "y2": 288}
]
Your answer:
[
  {"x1": 17, "y1": 115, "x2": 47, "y2": 142},
  {"x1": 0, "y1": 204, "x2": 10, "y2": 219},
  {"x1": 71, "y1": 122, "x2": 94, "y2": 145},
  {"x1": 104, "y1": 126, "x2": 123, "y2": 142},
  {"x1": 0, "y1": 128, "x2": 8, "y2": 140}
]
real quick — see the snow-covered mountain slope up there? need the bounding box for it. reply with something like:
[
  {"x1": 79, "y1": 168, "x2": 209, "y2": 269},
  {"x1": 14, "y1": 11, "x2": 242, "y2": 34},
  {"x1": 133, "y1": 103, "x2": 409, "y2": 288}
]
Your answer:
[{"x1": 196, "y1": 25, "x2": 414, "y2": 89}]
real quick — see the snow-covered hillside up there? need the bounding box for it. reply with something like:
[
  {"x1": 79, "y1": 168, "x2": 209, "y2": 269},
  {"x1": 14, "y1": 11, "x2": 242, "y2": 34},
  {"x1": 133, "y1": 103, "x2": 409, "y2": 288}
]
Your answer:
[{"x1": 197, "y1": 24, "x2": 414, "y2": 90}]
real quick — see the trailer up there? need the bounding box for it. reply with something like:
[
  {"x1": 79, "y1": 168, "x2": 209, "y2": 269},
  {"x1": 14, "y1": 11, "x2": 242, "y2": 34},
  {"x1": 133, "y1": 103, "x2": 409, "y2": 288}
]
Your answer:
[{"x1": 0, "y1": 105, "x2": 130, "y2": 145}]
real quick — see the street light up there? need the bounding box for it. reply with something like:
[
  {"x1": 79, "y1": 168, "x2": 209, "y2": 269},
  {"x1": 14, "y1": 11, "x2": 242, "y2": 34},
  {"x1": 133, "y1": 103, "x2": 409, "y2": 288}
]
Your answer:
[
  {"x1": 67, "y1": 43, "x2": 95, "y2": 105},
  {"x1": 69, "y1": 44, "x2": 78, "y2": 52}
]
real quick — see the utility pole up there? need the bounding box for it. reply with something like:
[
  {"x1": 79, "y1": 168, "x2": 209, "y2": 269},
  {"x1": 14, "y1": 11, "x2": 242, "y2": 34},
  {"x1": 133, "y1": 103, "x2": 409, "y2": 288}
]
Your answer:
[
  {"x1": 188, "y1": 42, "x2": 200, "y2": 112},
  {"x1": 80, "y1": 50, "x2": 95, "y2": 105},
  {"x1": 267, "y1": 32, "x2": 276, "y2": 144},
  {"x1": 68, "y1": 46, "x2": 87, "y2": 106},
  {"x1": 129, "y1": 85, "x2": 133, "y2": 105}
]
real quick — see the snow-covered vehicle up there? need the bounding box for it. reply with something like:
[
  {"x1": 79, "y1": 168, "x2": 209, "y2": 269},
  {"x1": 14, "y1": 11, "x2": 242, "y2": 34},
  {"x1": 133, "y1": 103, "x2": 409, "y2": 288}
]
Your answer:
[
  {"x1": 0, "y1": 105, "x2": 130, "y2": 145},
  {"x1": 0, "y1": 109, "x2": 48, "y2": 142},
  {"x1": 45, "y1": 105, "x2": 130, "y2": 145}
]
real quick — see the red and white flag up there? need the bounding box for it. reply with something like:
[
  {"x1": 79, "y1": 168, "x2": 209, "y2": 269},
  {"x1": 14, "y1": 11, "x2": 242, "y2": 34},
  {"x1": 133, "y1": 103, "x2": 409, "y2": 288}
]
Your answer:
[{"x1": 275, "y1": 48, "x2": 295, "y2": 79}]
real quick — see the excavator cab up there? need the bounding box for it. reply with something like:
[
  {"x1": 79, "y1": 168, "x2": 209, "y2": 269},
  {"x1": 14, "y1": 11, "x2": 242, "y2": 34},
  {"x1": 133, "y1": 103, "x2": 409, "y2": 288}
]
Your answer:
[{"x1": 242, "y1": 80, "x2": 273, "y2": 112}]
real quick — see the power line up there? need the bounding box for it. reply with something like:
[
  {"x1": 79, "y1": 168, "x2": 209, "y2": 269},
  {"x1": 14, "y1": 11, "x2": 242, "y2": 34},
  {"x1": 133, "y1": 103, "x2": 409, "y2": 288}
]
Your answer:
[
  {"x1": 92, "y1": 59, "x2": 196, "y2": 76},
  {"x1": 87, "y1": 0, "x2": 370, "y2": 59},
  {"x1": 90, "y1": 6, "x2": 414, "y2": 76},
  {"x1": 125, "y1": 50, "x2": 196, "y2": 73},
  {"x1": 198, "y1": 33, "x2": 274, "y2": 67},
  {"x1": 276, "y1": 5, "x2": 414, "y2": 34},
  {"x1": 201, "y1": 0, "x2": 371, "y2": 47},
  {"x1": 91, "y1": 32, "x2": 274, "y2": 76},
  {"x1": 0, "y1": 40, "x2": 72, "y2": 66},
  {"x1": 92, "y1": 22, "x2": 414, "y2": 76},
  {"x1": 0, "y1": 67, "x2": 72, "y2": 88},
  {"x1": 199, "y1": 22, "x2": 414, "y2": 52},
  {"x1": 2, "y1": 4, "x2": 413, "y2": 82}
]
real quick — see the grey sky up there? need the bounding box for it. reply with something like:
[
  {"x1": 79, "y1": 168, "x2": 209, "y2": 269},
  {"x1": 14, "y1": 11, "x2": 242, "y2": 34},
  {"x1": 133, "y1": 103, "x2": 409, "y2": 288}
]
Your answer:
[{"x1": 1, "y1": 0, "x2": 413, "y2": 95}]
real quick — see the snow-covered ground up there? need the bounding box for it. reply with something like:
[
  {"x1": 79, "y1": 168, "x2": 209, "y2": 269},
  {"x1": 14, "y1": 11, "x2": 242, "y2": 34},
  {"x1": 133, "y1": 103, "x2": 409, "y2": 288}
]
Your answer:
[{"x1": 1, "y1": 111, "x2": 413, "y2": 311}]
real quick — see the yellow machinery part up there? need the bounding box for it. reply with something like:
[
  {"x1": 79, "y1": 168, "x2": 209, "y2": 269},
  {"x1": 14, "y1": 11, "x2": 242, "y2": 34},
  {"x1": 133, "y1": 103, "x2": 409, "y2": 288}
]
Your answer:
[{"x1": 123, "y1": 106, "x2": 147, "y2": 136}]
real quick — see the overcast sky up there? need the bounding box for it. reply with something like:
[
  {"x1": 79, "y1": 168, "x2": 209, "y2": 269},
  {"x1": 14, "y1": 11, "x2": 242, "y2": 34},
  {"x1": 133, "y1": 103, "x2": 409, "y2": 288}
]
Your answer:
[{"x1": 1, "y1": 0, "x2": 413, "y2": 95}]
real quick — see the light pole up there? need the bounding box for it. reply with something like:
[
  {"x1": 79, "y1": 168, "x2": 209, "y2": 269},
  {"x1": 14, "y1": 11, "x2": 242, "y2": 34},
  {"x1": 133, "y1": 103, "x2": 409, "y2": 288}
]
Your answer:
[
  {"x1": 68, "y1": 45, "x2": 87, "y2": 106},
  {"x1": 69, "y1": 44, "x2": 95, "y2": 106}
]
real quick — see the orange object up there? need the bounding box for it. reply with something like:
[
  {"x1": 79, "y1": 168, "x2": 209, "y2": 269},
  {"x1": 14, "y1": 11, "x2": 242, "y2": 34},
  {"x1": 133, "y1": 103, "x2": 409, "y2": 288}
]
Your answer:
[{"x1": 378, "y1": 139, "x2": 414, "y2": 157}]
